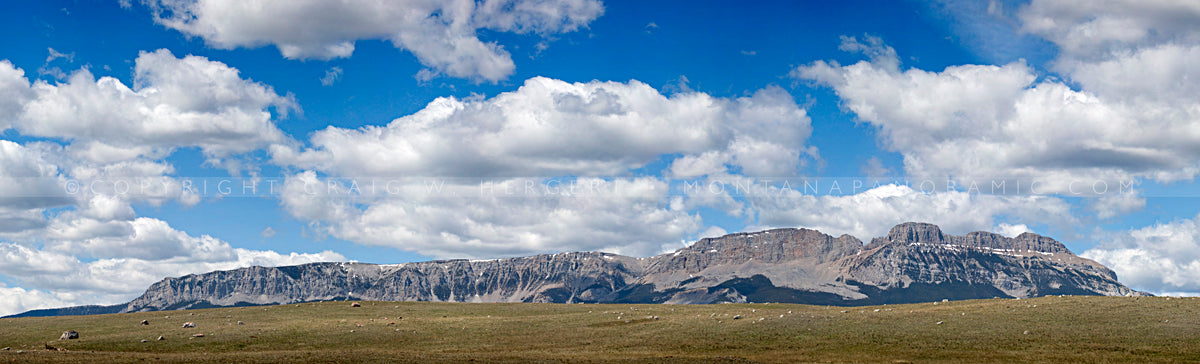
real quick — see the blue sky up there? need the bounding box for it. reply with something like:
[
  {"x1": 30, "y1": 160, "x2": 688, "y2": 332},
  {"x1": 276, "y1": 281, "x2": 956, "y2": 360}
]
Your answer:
[{"x1": 2, "y1": 0, "x2": 1200, "y2": 314}]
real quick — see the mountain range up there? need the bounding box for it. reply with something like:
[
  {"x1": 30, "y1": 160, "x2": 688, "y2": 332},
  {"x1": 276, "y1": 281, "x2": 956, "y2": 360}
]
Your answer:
[{"x1": 7, "y1": 222, "x2": 1143, "y2": 317}]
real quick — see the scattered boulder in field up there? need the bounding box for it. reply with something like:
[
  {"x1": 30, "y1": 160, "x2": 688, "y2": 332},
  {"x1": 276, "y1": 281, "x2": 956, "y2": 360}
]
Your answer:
[
  {"x1": 350, "y1": 302, "x2": 362, "y2": 307},
  {"x1": 1023, "y1": 330, "x2": 1030, "y2": 335},
  {"x1": 237, "y1": 321, "x2": 244, "y2": 325},
  {"x1": 140, "y1": 320, "x2": 149, "y2": 325},
  {"x1": 182, "y1": 322, "x2": 196, "y2": 328},
  {"x1": 192, "y1": 333, "x2": 205, "y2": 338},
  {"x1": 732, "y1": 315, "x2": 741, "y2": 320},
  {"x1": 140, "y1": 339, "x2": 148, "y2": 343},
  {"x1": 59, "y1": 330, "x2": 78, "y2": 340},
  {"x1": 157, "y1": 336, "x2": 165, "y2": 341}
]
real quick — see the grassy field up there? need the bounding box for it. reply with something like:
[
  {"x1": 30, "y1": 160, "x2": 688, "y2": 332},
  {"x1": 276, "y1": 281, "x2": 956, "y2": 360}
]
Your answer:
[{"x1": 0, "y1": 296, "x2": 1197, "y2": 363}]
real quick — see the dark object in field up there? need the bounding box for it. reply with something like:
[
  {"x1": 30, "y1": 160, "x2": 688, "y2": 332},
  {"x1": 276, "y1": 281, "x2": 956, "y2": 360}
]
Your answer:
[
  {"x1": 350, "y1": 302, "x2": 362, "y2": 307},
  {"x1": 59, "y1": 330, "x2": 78, "y2": 340},
  {"x1": 140, "y1": 319, "x2": 149, "y2": 325}
]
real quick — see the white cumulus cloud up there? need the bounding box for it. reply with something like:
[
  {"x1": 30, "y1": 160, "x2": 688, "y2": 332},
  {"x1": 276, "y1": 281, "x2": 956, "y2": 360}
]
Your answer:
[
  {"x1": 280, "y1": 172, "x2": 701, "y2": 258},
  {"x1": 793, "y1": 33, "x2": 1200, "y2": 196},
  {"x1": 0, "y1": 286, "x2": 71, "y2": 318},
  {"x1": 141, "y1": 0, "x2": 604, "y2": 81},
  {"x1": 274, "y1": 77, "x2": 813, "y2": 178},
  {"x1": 271, "y1": 76, "x2": 816, "y2": 259},
  {"x1": 1083, "y1": 215, "x2": 1200, "y2": 295},
  {"x1": 2, "y1": 49, "x2": 295, "y2": 164},
  {"x1": 1019, "y1": 0, "x2": 1200, "y2": 62}
]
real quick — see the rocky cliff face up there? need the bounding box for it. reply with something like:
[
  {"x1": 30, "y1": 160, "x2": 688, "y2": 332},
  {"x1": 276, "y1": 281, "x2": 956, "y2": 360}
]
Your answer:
[
  {"x1": 121, "y1": 252, "x2": 645, "y2": 312},
  {"x1": 845, "y1": 223, "x2": 1129, "y2": 300},
  {"x1": 9, "y1": 222, "x2": 1145, "y2": 317}
]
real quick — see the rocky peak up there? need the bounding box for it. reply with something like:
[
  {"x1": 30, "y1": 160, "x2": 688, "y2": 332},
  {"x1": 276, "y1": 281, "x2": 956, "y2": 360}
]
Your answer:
[
  {"x1": 883, "y1": 222, "x2": 945, "y2": 244},
  {"x1": 1012, "y1": 232, "x2": 1072, "y2": 254},
  {"x1": 864, "y1": 223, "x2": 1073, "y2": 255},
  {"x1": 678, "y1": 228, "x2": 861, "y2": 263}
]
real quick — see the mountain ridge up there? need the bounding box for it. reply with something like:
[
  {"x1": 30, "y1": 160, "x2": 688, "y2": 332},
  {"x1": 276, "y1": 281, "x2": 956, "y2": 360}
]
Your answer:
[{"x1": 6, "y1": 222, "x2": 1145, "y2": 318}]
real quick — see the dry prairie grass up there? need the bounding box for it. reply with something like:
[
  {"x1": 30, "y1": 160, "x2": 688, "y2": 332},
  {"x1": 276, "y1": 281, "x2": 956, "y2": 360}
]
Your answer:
[{"x1": 1, "y1": 295, "x2": 1196, "y2": 363}]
